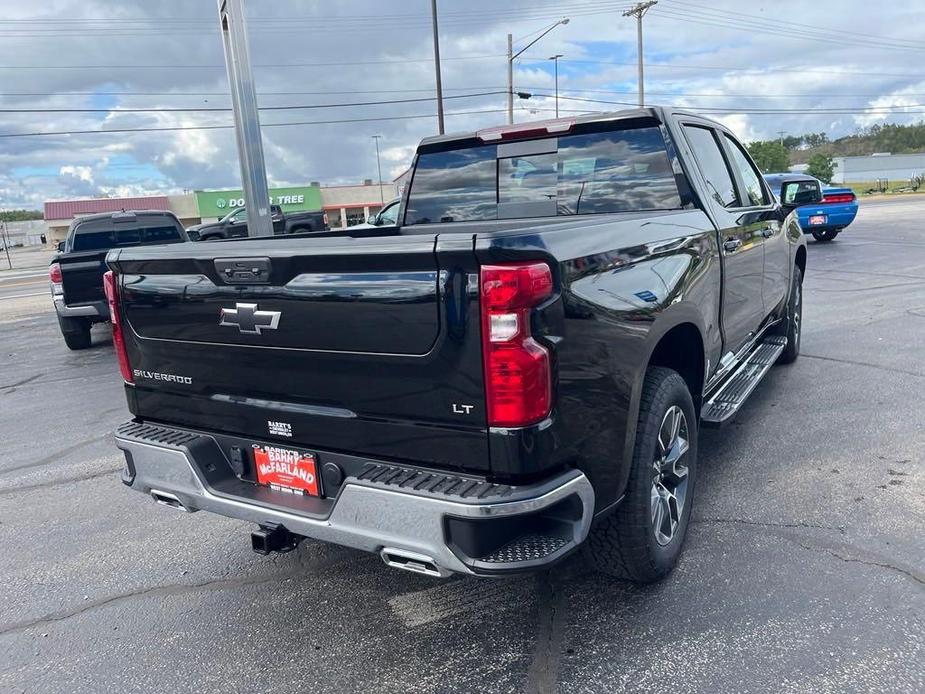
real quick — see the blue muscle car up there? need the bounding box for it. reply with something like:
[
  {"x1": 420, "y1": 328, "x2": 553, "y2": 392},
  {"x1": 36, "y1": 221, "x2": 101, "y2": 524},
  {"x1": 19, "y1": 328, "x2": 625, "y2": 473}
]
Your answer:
[{"x1": 764, "y1": 173, "x2": 859, "y2": 242}]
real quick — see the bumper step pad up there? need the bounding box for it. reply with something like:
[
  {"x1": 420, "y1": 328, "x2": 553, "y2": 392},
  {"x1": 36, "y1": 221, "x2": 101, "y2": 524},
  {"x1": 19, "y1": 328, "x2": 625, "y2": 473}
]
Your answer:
[
  {"x1": 701, "y1": 335, "x2": 787, "y2": 427},
  {"x1": 480, "y1": 534, "x2": 569, "y2": 564}
]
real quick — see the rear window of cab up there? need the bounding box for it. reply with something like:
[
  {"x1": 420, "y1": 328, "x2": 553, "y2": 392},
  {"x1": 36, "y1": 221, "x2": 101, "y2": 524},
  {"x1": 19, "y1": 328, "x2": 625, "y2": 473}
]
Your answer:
[
  {"x1": 404, "y1": 124, "x2": 683, "y2": 225},
  {"x1": 71, "y1": 219, "x2": 184, "y2": 252}
]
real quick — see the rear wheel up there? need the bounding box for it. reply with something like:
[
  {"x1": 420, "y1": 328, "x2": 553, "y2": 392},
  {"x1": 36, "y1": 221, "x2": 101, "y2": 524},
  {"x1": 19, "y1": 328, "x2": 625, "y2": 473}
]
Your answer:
[
  {"x1": 583, "y1": 367, "x2": 698, "y2": 583},
  {"x1": 812, "y1": 229, "x2": 837, "y2": 242},
  {"x1": 58, "y1": 315, "x2": 91, "y2": 350}
]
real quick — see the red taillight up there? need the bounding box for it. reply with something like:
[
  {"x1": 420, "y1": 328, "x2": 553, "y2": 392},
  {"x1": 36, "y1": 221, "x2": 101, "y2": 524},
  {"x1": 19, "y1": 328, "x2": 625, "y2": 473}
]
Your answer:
[
  {"x1": 48, "y1": 262, "x2": 62, "y2": 284},
  {"x1": 823, "y1": 193, "x2": 855, "y2": 204},
  {"x1": 103, "y1": 270, "x2": 133, "y2": 384},
  {"x1": 480, "y1": 262, "x2": 554, "y2": 428}
]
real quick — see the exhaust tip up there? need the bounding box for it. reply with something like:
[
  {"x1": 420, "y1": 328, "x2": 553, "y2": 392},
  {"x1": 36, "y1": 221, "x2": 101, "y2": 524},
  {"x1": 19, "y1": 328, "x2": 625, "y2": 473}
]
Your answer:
[
  {"x1": 380, "y1": 548, "x2": 448, "y2": 578},
  {"x1": 150, "y1": 490, "x2": 189, "y2": 512}
]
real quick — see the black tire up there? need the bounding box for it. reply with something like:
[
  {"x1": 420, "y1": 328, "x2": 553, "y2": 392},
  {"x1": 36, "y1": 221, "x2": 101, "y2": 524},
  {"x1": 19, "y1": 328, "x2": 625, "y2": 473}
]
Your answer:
[
  {"x1": 811, "y1": 229, "x2": 837, "y2": 242},
  {"x1": 777, "y1": 266, "x2": 803, "y2": 364},
  {"x1": 583, "y1": 367, "x2": 698, "y2": 583},
  {"x1": 58, "y1": 316, "x2": 92, "y2": 350}
]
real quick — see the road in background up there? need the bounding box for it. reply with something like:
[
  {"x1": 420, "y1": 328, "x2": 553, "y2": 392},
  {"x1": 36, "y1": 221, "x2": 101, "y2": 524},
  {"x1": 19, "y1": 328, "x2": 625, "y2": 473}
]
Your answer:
[
  {"x1": 0, "y1": 198, "x2": 922, "y2": 694},
  {"x1": 0, "y1": 268, "x2": 48, "y2": 301}
]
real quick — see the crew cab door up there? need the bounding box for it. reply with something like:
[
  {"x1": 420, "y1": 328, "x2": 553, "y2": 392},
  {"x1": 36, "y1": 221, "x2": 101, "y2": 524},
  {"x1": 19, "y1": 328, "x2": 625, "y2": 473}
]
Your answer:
[
  {"x1": 720, "y1": 133, "x2": 786, "y2": 316},
  {"x1": 680, "y1": 123, "x2": 766, "y2": 354}
]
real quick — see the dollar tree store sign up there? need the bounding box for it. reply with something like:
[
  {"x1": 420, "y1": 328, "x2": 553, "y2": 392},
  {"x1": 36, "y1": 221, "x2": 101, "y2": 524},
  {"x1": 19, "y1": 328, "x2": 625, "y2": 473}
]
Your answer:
[{"x1": 196, "y1": 186, "x2": 323, "y2": 218}]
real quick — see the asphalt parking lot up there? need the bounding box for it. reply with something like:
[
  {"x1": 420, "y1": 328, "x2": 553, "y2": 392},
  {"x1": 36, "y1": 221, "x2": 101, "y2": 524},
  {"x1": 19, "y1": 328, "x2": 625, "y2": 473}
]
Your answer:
[{"x1": 1, "y1": 197, "x2": 923, "y2": 694}]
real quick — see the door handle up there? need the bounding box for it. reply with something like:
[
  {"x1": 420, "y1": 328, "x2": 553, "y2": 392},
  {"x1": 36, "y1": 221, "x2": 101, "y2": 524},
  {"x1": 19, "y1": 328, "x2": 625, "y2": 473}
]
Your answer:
[
  {"x1": 723, "y1": 238, "x2": 743, "y2": 253},
  {"x1": 761, "y1": 225, "x2": 775, "y2": 238}
]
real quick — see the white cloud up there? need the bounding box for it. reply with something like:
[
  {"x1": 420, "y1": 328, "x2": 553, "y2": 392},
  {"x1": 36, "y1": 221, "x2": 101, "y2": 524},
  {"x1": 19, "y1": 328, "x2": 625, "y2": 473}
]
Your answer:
[{"x1": 0, "y1": 0, "x2": 921, "y2": 207}]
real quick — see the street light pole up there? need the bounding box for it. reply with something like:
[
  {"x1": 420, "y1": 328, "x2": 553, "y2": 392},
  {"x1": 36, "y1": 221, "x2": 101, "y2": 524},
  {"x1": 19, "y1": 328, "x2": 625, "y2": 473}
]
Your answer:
[
  {"x1": 430, "y1": 0, "x2": 445, "y2": 135},
  {"x1": 372, "y1": 135, "x2": 384, "y2": 204},
  {"x1": 507, "y1": 17, "x2": 569, "y2": 124},
  {"x1": 549, "y1": 54, "x2": 563, "y2": 118},
  {"x1": 217, "y1": 0, "x2": 272, "y2": 237},
  {"x1": 622, "y1": 1, "x2": 657, "y2": 107}
]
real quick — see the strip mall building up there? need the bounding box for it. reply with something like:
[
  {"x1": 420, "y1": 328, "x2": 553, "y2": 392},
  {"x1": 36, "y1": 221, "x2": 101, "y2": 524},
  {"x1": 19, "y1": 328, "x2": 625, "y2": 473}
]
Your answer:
[{"x1": 42, "y1": 180, "x2": 397, "y2": 244}]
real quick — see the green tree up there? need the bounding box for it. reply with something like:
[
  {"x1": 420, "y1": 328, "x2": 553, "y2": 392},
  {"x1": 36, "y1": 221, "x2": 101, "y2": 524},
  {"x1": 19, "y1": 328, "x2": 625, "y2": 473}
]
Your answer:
[
  {"x1": 0, "y1": 209, "x2": 43, "y2": 222},
  {"x1": 747, "y1": 141, "x2": 791, "y2": 173},
  {"x1": 805, "y1": 153, "x2": 835, "y2": 183}
]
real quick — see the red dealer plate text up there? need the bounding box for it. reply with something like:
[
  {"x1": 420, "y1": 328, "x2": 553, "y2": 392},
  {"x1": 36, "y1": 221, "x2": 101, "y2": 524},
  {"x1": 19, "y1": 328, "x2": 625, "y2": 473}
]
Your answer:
[{"x1": 253, "y1": 445, "x2": 320, "y2": 497}]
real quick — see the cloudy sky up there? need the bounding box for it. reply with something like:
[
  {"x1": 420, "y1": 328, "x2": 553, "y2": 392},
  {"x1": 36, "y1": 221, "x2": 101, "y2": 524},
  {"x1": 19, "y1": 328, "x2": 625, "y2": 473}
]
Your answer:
[{"x1": 0, "y1": 0, "x2": 922, "y2": 208}]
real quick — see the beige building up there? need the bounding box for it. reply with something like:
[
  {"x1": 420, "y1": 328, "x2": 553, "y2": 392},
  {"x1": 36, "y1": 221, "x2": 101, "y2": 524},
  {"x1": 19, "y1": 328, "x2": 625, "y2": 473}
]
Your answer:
[
  {"x1": 321, "y1": 180, "x2": 397, "y2": 229},
  {"x1": 42, "y1": 180, "x2": 400, "y2": 242}
]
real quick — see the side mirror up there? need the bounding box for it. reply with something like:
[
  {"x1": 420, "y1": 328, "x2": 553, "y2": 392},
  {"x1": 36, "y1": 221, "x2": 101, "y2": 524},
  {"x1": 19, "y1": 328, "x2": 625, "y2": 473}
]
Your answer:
[
  {"x1": 780, "y1": 180, "x2": 822, "y2": 215},
  {"x1": 56, "y1": 241, "x2": 66, "y2": 252}
]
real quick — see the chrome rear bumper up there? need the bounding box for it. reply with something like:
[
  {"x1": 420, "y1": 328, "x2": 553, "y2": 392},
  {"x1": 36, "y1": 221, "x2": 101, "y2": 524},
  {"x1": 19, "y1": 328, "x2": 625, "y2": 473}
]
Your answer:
[{"x1": 115, "y1": 421, "x2": 594, "y2": 577}]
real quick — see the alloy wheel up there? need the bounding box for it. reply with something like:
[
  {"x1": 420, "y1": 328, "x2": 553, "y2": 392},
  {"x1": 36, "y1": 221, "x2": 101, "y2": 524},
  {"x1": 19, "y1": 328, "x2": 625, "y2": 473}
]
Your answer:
[{"x1": 650, "y1": 405, "x2": 690, "y2": 546}]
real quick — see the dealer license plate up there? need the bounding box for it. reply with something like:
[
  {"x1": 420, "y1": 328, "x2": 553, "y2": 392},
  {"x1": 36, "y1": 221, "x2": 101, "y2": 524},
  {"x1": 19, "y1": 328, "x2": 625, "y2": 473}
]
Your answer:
[
  {"x1": 253, "y1": 445, "x2": 320, "y2": 496},
  {"x1": 809, "y1": 215, "x2": 827, "y2": 226}
]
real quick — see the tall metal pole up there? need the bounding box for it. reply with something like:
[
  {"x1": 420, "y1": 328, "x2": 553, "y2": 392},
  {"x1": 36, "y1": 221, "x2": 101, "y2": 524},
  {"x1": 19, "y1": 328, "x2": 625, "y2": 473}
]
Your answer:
[
  {"x1": 218, "y1": 0, "x2": 272, "y2": 236},
  {"x1": 507, "y1": 34, "x2": 514, "y2": 125},
  {"x1": 549, "y1": 54, "x2": 563, "y2": 118},
  {"x1": 623, "y1": 1, "x2": 657, "y2": 107},
  {"x1": 372, "y1": 135, "x2": 384, "y2": 204},
  {"x1": 431, "y1": 0, "x2": 445, "y2": 135}
]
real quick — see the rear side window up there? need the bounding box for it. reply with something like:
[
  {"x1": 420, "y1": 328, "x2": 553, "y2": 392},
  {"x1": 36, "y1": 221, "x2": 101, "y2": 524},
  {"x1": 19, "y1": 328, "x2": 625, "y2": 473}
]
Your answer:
[
  {"x1": 71, "y1": 219, "x2": 182, "y2": 251},
  {"x1": 404, "y1": 125, "x2": 682, "y2": 225},
  {"x1": 71, "y1": 227, "x2": 114, "y2": 251},
  {"x1": 683, "y1": 126, "x2": 738, "y2": 208}
]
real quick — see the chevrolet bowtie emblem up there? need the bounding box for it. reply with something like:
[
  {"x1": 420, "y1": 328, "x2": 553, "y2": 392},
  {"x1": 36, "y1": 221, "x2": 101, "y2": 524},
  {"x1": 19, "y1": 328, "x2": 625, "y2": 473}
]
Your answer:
[{"x1": 219, "y1": 303, "x2": 281, "y2": 335}]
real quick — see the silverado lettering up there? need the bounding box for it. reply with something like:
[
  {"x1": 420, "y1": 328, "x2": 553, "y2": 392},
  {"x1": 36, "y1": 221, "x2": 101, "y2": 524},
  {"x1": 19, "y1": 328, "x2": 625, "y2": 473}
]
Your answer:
[{"x1": 109, "y1": 107, "x2": 812, "y2": 582}]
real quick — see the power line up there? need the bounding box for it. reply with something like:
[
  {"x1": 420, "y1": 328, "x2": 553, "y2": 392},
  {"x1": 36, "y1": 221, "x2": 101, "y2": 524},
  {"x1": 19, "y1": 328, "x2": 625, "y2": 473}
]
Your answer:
[
  {"x1": 534, "y1": 58, "x2": 925, "y2": 78},
  {"x1": 0, "y1": 90, "x2": 509, "y2": 113},
  {"x1": 0, "y1": 108, "x2": 513, "y2": 139},
  {"x1": 527, "y1": 92, "x2": 925, "y2": 114},
  {"x1": 652, "y1": 5, "x2": 925, "y2": 54},
  {"x1": 662, "y1": 0, "x2": 923, "y2": 51},
  {"x1": 0, "y1": 55, "x2": 506, "y2": 69}
]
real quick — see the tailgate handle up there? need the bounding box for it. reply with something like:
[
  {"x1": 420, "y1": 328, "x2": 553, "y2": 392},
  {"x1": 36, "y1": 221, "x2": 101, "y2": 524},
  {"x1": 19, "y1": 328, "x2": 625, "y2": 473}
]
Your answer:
[{"x1": 215, "y1": 257, "x2": 272, "y2": 284}]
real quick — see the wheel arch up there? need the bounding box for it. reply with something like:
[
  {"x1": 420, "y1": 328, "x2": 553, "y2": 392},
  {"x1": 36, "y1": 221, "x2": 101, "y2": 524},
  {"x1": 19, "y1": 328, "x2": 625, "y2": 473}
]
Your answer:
[
  {"x1": 611, "y1": 315, "x2": 707, "y2": 509},
  {"x1": 795, "y1": 245, "x2": 807, "y2": 279}
]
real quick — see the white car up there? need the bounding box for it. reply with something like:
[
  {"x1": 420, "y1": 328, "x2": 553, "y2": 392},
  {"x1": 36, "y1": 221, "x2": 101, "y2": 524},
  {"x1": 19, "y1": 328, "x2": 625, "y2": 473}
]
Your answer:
[{"x1": 349, "y1": 198, "x2": 401, "y2": 229}]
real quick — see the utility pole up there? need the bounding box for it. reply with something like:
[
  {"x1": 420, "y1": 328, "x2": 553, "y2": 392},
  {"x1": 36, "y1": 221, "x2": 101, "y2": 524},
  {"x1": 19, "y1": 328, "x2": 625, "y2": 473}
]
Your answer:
[
  {"x1": 1, "y1": 222, "x2": 12, "y2": 270},
  {"x1": 777, "y1": 130, "x2": 787, "y2": 146},
  {"x1": 372, "y1": 135, "x2": 384, "y2": 204},
  {"x1": 507, "y1": 34, "x2": 514, "y2": 125},
  {"x1": 623, "y1": 1, "x2": 657, "y2": 107},
  {"x1": 507, "y1": 18, "x2": 569, "y2": 124},
  {"x1": 549, "y1": 54, "x2": 563, "y2": 118},
  {"x1": 430, "y1": 0, "x2": 445, "y2": 135},
  {"x1": 218, "y1": 0, "x2": 272, "y2": 237}
]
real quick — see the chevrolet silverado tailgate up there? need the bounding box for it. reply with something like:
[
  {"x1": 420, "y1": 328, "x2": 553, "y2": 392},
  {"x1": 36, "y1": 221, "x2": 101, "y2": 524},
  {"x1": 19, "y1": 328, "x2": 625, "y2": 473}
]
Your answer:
[{"x1": 108, "y1": 233, "x2": 489, "y2": 471}]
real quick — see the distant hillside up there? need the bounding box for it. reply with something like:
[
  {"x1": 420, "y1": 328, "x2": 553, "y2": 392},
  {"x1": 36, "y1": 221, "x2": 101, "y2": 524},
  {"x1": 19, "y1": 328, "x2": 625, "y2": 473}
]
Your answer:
[{"x1": 753, "y1": 121, "x2": 925, "y2": 165}]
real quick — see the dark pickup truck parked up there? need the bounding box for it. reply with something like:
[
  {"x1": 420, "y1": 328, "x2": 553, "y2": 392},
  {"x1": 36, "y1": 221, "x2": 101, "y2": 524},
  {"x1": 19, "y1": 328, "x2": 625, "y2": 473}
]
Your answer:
[
  {"x1": 49, "y1": 210, "x2": 188, "y2": 350},
  {"x1": 186, "y1": 204, "x2": 329, "y2": 241},
  {"x1": 108, "y1": 108, "x2": 815, "y2": 581}
]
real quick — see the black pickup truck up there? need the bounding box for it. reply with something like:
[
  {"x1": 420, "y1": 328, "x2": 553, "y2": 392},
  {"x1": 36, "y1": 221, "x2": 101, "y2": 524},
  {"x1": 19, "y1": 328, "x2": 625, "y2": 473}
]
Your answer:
[
  {"x1": 49, "y1": 210, "x2": 188, "y2": 350},
  {"x1": 186, "y1": 205, "x2": 329, "y2": 241},
  {"x1": 108, "y1": 108, "x2": 817, "y2": 582}
]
